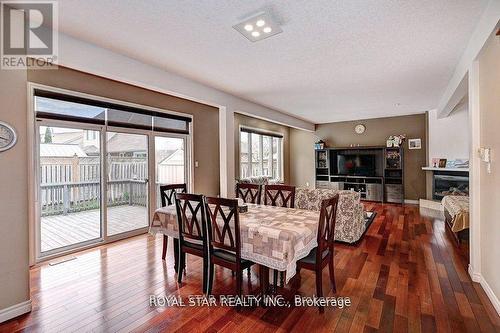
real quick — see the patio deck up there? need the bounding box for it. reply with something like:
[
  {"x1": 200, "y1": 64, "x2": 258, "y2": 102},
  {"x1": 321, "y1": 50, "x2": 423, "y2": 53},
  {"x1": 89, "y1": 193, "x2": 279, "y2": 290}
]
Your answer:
[{"x1": 41, "y1": 205, "x2": 148, "y2": 253}]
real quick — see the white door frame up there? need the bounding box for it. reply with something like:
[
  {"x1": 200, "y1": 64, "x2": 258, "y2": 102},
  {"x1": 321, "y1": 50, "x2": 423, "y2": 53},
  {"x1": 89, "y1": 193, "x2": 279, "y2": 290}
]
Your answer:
[
  {"x1": 105, "y1": 126, "x2": 151, "y2": 242},
  {"x1": 152, "y1": 131, "x2": 192, "y2": 207},
  {"x1": 468, "y1": 62, "x2": 481, "y2": 281}
]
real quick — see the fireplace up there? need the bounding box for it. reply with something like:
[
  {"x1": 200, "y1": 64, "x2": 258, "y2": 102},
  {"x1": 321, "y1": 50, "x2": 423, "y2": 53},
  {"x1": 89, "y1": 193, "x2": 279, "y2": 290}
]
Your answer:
[{"x1": 433, "y1": 171, "x2": 469, "y2": 200}]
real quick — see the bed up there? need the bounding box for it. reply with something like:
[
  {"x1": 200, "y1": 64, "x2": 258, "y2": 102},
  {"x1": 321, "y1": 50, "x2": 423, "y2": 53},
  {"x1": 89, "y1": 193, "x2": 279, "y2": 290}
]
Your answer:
[{"x1": 441, "y1": 195, "x2": 469, "y2": 245}]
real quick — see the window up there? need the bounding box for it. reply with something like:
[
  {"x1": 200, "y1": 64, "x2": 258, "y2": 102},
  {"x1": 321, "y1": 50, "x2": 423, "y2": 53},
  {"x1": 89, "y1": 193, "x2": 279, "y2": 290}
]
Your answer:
[{"x1": 240, "y1": 128, "x2": 283, "y2": 180}]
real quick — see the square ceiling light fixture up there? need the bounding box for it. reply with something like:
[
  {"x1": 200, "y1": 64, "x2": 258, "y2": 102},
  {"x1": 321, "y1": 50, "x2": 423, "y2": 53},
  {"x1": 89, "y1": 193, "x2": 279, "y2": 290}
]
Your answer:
[{"x1": 233, "y1": 12, "x2": 283, "y2": 42}]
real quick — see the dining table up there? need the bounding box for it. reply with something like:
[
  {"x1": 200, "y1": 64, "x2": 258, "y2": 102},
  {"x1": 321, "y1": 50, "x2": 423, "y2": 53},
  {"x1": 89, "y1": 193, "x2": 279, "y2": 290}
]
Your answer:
[{"x1": 149, "y1": 203, "x2": 320, "y2": 286}]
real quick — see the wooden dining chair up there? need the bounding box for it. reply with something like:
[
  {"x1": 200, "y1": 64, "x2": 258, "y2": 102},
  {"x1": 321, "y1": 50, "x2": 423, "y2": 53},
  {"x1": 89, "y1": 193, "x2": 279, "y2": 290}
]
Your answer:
[
  {"x1": 264, "y1": 184, "x2": 296, "y2": 287},
  {"x1": 175, "y1": 193, "x2": 209, "y2": 292},
  {"x1": 159, "y1": 184, "x2": 187, "y2": 264},
  {"x1": 236, "y1": 183, "x2": 262, "y2": 204},
  {"x1": 205, "y1": 197, "x2": 254, "y2": 304},
  {"x1": 234, "y1": 183, "x2": 261, "y2": 279},
  {"x1": 264, "y1": 184, "x2": 296, "y2": 208},
  {"x1": 294, "y1": 195, "x2": 339, "y2": 313},
  {"x1": 160, "y1": 184, "x2": 187, "y2": 206}
]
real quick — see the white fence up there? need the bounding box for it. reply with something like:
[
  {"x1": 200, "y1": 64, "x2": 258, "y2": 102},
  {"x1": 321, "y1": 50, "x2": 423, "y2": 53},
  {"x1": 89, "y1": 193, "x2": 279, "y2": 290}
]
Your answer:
[{"x1": 40, "y1": 156, "x2": 183, "y2": 216}]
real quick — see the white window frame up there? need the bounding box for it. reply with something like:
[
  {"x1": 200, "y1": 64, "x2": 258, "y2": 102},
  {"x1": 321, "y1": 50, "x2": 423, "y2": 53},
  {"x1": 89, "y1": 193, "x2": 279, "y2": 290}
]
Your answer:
[{"x1": 239, "y1": 126, "x2": 283, "y2": 181}]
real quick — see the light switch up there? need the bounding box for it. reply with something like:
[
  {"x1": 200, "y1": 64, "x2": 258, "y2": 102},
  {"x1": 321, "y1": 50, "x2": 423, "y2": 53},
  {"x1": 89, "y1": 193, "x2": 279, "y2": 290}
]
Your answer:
[
  {"x1": 479, "y1": 147, "x2": 491, "y2": 162},
  {"x1": 478, "y1": 147, "x2": 492, "y2": 174},
  {"x1": 195, "y1": 161, "x2": 199, "y2": 168}
]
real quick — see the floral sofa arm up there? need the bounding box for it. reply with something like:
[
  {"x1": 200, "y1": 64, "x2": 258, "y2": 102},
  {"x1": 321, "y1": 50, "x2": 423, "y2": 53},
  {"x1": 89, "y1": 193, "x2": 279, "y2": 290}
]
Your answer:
[
  {"x1": 295, "y1": 188, "x2": 366, "y2": 243},
  {"x1": 334, "y1": 191, "x2": 365, "y2": 243},
  {"x1": 335, "y1": 203, "x2": 366, "y2": 243}
]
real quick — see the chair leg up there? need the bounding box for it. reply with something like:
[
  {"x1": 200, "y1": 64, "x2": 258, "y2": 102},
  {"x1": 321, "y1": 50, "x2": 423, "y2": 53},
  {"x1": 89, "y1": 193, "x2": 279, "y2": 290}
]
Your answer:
[
  {"x1": 162, "y1": 235, "x2": 168, "y2": 260},
  {"x1": 173, "y1": 238, "x2": 180, "y2": 273},
  {"x1": 316, "y1": 269, "x2": 324, "y2": 313},
  {"x1": 206, "y1": 263, "x2": 214, "y2": 295},
  {"x1": 280, "y1": 272, "x2": 284, "y2": 288},
  {"x1": 202, "y1": 256, "x2": 208, "y2": 294},
  {"x1": 177, "y1": 251, "x2": 186, "y2": 284},
  {"x1": 247, "y1": 267, "x2": 251, "y2": 279},
  {"x1": 236, "y1": 270, "x2": 243, "y2": 312},
  {"x1": 328, "y1": 257, "x2": 336, "y2": 293},
  {"x1": 273, "y1": 270, "x2": 278, "y2": 292}
]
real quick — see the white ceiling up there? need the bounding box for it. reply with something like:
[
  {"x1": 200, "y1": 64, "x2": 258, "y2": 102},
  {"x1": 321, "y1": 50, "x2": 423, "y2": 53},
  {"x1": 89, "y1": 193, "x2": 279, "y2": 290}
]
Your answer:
[{"x1": 56, "y1": 0, "x2": 488, "y2": 123}]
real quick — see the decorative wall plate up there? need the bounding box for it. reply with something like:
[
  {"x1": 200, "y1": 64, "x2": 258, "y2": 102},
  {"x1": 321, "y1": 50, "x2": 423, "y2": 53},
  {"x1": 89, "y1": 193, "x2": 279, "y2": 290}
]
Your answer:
[{"x1": 0, "y1": 121, "x2": 17, "y2": 152}]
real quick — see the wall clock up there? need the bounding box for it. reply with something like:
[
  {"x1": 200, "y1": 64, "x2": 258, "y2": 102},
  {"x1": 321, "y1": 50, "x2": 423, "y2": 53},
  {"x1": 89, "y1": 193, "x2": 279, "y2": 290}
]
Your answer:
[
  {"x1": 354, "y1": 124, "x2": 366, "y2": 134},
  {"x1": 0, "y1": 121, "x2": 18, "y2": 152}
]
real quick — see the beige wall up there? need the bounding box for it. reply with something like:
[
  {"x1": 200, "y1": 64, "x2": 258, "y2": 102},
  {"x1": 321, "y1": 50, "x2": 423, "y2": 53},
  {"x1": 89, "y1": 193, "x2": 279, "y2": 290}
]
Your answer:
[
  {"x1": 0, "y1": 70, "x2": 30, "y2": 311},
  {"x1": 27, "y1": 66, "x2": 220, "y2": 196},
  {"x1": 0, "y1": 66, "x2": 220, "y2": 313},
  {"x1": 289, "y1": 128, "x2": 316, "y2": 188},
  {"x1": 478, "y1": 34, "x2": 500, "y2": 302},
  {"x1": 290, "y1": 114, "x2": 427, "y2": 200},
  {"x1": 234, "y1": 113, "x2": 290, "y2": 183}
]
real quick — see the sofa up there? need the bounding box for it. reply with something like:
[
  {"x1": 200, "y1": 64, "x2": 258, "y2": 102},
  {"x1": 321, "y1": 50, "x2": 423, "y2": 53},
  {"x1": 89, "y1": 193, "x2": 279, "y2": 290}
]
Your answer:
[
  {"x1": 237, "y1": 178, "x2": 368, "y2": 244},
  {"x1": 295, "y1": 188, "x2": 366, "y2": 244}
]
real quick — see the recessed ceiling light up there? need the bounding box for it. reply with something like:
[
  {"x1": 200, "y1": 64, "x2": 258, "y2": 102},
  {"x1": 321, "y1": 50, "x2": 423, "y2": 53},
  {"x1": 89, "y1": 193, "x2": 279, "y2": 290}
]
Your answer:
[{"x1": 233, "y1": 12, "x2": 283, "y2": 42}]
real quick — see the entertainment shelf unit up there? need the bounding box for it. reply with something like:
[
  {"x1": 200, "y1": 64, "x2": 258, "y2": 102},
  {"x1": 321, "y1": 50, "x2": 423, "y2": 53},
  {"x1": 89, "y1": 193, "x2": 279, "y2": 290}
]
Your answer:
[{"x1": 315, "y1": 146, "x2": 404, "y2": 203}]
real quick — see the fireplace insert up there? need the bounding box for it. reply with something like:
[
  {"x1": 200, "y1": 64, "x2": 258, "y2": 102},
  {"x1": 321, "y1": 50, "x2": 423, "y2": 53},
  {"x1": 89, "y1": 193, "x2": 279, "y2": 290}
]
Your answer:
[{"x1": 433, "y1": 171, "x2": 469, "y2": 200}]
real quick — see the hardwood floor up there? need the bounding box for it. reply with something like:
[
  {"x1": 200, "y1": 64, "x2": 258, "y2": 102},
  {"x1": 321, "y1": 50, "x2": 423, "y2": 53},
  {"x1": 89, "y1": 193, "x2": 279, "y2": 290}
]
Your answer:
[{"x1": 1, "y1": 203, "x2": 499, "y2": 332}]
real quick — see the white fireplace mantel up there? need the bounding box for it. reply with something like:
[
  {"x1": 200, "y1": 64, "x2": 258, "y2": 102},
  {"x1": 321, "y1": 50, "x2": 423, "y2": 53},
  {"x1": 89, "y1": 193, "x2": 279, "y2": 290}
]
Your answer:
[{"x1": 422, "y1": 167, "x2": 469, "y2": 172}]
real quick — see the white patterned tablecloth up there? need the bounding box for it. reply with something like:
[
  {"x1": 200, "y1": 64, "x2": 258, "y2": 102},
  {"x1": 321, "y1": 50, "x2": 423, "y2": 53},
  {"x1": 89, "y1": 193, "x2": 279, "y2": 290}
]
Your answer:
[{"x1": 149, "y1": 204, "x2": 320, "y2": 282}]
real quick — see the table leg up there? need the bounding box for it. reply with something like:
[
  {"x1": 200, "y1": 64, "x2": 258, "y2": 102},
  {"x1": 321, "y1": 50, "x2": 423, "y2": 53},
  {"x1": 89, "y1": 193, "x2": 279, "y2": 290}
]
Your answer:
[{"x1": 259, "y1": 265, "x2": 269, "y2": 300}]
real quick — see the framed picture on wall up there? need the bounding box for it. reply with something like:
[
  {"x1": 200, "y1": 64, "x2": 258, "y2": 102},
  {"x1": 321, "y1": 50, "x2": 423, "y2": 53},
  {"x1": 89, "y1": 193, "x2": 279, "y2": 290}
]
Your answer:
[
  {"x1": 408, "y1": 138, "x2": 422, "y2": 150},
  {"x1": 438, "y1": 159, "x2": 448, "y2": 168}
]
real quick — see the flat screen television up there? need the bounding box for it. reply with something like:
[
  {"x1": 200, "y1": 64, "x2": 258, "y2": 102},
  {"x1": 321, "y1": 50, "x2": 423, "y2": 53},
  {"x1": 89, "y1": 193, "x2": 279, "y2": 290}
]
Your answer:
[{"x1": 337, "y1": 154, "x2": 377, "y2": 176}]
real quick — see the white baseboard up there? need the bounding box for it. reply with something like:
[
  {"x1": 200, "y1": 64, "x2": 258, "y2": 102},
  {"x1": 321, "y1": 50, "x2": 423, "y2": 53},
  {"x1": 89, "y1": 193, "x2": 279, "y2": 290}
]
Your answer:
[
  {"x1": 479, "y1": 276, "x2": 500, "y2": 316},
  {"x1": 468, "y1": 264, "x2": 481, "y2": 282},
  {"x1": 404, "y1": 199, "x2": 419, "y2": 205},
  {"x1": 0, "y1": 300, "x2": 32, "y2": 323},
  {"x1": 419, "y1": 199, "x2": 443, "y2": 211},
  {"x1": 468, "y1": 265, "x2": 500, "y2": 316}
]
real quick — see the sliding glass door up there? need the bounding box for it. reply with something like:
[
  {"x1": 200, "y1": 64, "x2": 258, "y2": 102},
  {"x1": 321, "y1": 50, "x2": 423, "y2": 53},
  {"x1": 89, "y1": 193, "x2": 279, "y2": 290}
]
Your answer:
[
  {"x1": 33, "y1": 86, "x2": 192, "y2": 261},
  {"x1": 37, "y1": 123, "x2": 103, "y2": 255},
  {"x1": 154, "y1": 136, "x2": 186, "y2": 208},
  {"x1": 106, "y1": 131, "x2": 149, "y2": 236},
  {"x1": 36, "y1": 125, "x2": 188, "y2": 258},
  {"x1": 36, "y1": 125, "x2": 151, "y2": 257}
]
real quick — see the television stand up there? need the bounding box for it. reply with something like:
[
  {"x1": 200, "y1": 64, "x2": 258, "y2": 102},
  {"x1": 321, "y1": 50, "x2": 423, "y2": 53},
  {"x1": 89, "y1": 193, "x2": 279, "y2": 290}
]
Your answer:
[
  {"x1": 329, "y1": 175, "x2": 383, "y2": 201},
  {"x1": 314, "y1": 146, "x2": 405, "y2": 203}
]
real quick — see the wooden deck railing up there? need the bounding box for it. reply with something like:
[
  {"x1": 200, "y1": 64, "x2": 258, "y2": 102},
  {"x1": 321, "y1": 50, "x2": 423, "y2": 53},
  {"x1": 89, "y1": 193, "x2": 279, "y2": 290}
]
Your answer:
[{"x1": 40, "y1": 180, "x2": 147, "y2": 216}]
